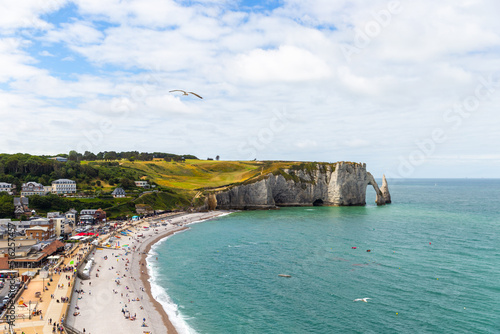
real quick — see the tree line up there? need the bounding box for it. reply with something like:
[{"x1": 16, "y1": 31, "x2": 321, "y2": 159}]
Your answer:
[{"x1": 66, "y1": 151, "x2": 198, "y2": 162}]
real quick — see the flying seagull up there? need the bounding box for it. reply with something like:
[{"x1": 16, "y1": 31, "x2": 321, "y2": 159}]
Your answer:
[
  {"x1": 353, "y1": 298, "x2": 371, "y2": 302},
  {"x1": 169, "y1": 90, "x2": 203, "y2": 99}
]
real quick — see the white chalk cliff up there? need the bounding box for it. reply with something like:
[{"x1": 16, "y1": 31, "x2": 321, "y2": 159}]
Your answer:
[{"x1": 214, "y1": 162, "x2": 391, "y2": 209}]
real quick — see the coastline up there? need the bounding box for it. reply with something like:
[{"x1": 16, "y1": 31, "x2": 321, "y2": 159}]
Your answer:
[
  {"x1": 139, "y1": 226, "x2": 188, "y2": 334},
  {"x1": 141, "y1": 211, "x2": 230, "y2": 333},
  {"x1": 65, "y1": 211, "x2": 229, "y2": 334}
]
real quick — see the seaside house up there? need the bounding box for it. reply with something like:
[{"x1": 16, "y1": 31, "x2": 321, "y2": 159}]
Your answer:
[
  {"x1": 26, "y1": 218, "x2": 55, "y2": 239},
  {"x1": 49, "y1": 214, "x2": 68, "y2": 238},
  {"x1": 47, "y1": 212, "x2": 61, "y2": 218},
  {"x1": 51, "y1": 179, "x2": 77, "y2": 194},
  {"x1": 21, "y1": 181, "x2": 47, "y2": 196},
  {"x1": 134, "y1": 180, "x2": 149, "y2": 188},
  {"x1": 65, "y1": 209, "x2": 77, "y2": 224},
  {"x1": 112, "y1": 187, "x2": 126, "y2": 198},
  {"x1": 13, "y1": 197, "x2": 33, "y2": 219},
  {"x1": 25, "y1": 226, "x2": 51, "y2": 241},
  {"x1": 79, "y1": 214, "x2": 94, "y2": 224},
  {"x1": 80, "y1": 209, "x2": 97, "y2": 216},
  {"x1": 94, "y1": 208, "x2": 106, "y2": 222},
  {"x1": 79, "y1": 208, "x2": 106, "y2": 224},
  {"x1": 0, "y1": 183, "x2": 15, "y2": 195}
]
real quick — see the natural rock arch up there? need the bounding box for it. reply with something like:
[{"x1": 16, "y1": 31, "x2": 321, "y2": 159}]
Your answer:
[{"x1": 366, "y1": 173, "x2": 391, "y2": 205}]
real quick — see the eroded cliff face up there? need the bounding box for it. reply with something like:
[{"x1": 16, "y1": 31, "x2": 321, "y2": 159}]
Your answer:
[{"x1": 214, "y1": 162, "x2": 391, "y2": 210}]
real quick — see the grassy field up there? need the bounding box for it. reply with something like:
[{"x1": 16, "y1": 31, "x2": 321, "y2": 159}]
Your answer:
[{"x1": 117, "y1": 160, "x2": 264, "y2": 190}]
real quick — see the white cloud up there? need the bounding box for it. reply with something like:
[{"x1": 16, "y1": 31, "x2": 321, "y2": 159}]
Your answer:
[
  {"x1": 230, "y1": 45, "x2": 331, "y2": 83},
  {"x1": 1, "y1": 0, "x2": 500, "y2": 177},
  {"x1": 295, "y1": 140, "x2": 318, "y2": 149},
  {"x1": 0, "y1": 0, "x2": 67, "y2": 31},
  {"x1": 44, "y1": 21, "x2": 104, "y2": 45},
  {"x1": 39, "y1": 50, "x2": 55, "y2": 57},
  {"x1": 0, "y1": 38, "x2": 45, "y2": 83}
]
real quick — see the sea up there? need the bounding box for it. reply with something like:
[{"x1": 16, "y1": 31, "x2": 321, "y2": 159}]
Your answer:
[{"x1": 147, "y1": 179, "x2": 500, "y2": 334}]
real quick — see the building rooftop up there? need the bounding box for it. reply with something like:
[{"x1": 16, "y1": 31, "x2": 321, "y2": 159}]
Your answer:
[
  {"x1": 22, "y1": 181, "x2": 44, "y2": 187},
  {"x1": 52, "y1": 179, "x2": 76, "y2": 184},
  {"x1": 112, "y1": 187, "x2": 126, "y2": 195},
  {"x1": 41, "y1": 240, "x2": 65, "y2": 256},
  {"x1": 25, "y1": 226, "x2": 49, "y2": 232},
  {"x1": 14, "y1": 197, "x2": 29, "y2": 206}
]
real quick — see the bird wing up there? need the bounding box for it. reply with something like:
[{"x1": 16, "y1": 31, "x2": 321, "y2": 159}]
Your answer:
[
  {"x1": 188, "y1": 92, "x2": 203, "y2": 99},
  {"x1": 353, "y1": 299, "x2": 362, "y2": 302},
  {"x1": 169, "y1": 90, "x2": 187, "y2": 93}
]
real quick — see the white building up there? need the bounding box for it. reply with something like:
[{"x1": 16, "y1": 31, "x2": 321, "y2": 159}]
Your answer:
[
  {"x1": 0, "y1": 183, "x2": 15, "y2": 195},
  {"x1": 65, "y1": 209, "x2": 77, "y2": 224},
  {"x1": 50, "y1": 216, "x2": 67, "y2": 238},
  {"x1": 112, "y1": 187, "x2": 126, "y2": 198},
  {"x1": 47, "y1": 212, "x2": 61, "y2": 218},
  {"x1": 134, "y1": 180, "x2": 149, "y2": 188},
  {"x1": 21, "y1": 182, "x2": 47, "y2": 196},
  {"x1": 51, "y1": 179, "x2": 76, "y2": 194},
  {"x1": 80, "y1": 209, "x2": 97, "y2": 216},
  {"x1": 49, "y1": 157, "x2": 68, "y2": 162}
]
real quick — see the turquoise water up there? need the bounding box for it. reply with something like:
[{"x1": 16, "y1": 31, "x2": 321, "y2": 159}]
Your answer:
[{"x1": 149, "y1": 179, "x2": 500, "y2": 333}]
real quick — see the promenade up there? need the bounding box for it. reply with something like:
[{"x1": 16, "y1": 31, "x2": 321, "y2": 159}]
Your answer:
[{"x1": 3, "y1": 211, "x2": 226, "y2": 334}]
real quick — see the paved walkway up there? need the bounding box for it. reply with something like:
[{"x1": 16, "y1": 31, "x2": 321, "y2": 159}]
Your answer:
[{"x1": 8, "y1": 245, "x2": 84, "y2": 334}]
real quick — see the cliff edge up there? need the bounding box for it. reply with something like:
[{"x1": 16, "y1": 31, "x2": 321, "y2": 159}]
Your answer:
[{"x1": 213, "y1": 162, "x2": 391, "y2": 210}]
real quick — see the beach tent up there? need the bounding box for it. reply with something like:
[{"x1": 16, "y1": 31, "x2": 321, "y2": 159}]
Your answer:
[{"x1": 76, "y1": 232, "x2": 98, "y2": 236}]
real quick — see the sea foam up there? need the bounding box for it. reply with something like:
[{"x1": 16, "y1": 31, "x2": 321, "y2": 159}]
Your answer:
[{"x1": 146, "y1": 212, "x2": 233, "y2": 334}]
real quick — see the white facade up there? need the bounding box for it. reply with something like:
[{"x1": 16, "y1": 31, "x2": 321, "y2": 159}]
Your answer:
[
  {"x1": 52, "y1": 179, "x2": 76, "y2": 194},
  {"x1": 0, "y1": 183, "x2": 15, "y2": 195},
  {"x1": 65, "y1": 211, "x2": 76, "y2": 223},
  {"x1": 134, "y1": 180, "x2": 149, "y2": 188},
  {"x1": 112, "y1": 187, "x2": 126, "y2": 198},
  {"x1": 51, "y1": 217, "x2": 66, "y2": 237},
  {"x1": 80, "y1": 209, "x2": 97, "y2": 215},
  {"x1": 21, "y1": 182, "x2": 47, "y2": 196}
]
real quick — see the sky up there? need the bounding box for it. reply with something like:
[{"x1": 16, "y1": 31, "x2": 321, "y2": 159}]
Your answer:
[{"x1": 1, "y1": 0, "x2": 500, "y2": 178}]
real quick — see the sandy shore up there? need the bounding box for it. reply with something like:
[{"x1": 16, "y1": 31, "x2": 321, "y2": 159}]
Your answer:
[{"x1": 65, "y1": 211, "x2": 229, "y2": 334}]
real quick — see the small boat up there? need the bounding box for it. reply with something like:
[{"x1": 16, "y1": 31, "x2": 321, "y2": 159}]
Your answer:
[{"x1": 278, "y1": 274, "x2": 292, "y2": 278}]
